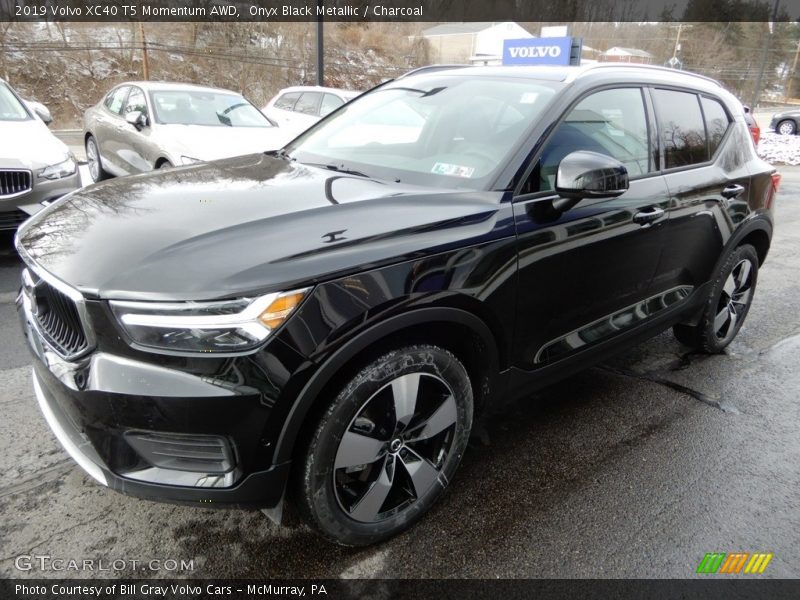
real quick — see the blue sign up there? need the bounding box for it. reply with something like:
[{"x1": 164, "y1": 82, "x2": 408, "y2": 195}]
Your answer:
[{"x1": 503, "y1": 37, "x2": 573, "y2": 66}]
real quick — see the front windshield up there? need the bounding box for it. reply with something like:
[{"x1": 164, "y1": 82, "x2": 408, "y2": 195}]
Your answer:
[
  {"x1": 286, "y1": 76, "x2": 561, "y2": 189},
  {"x1": 151, "y1": 90, "x2": 272, "y2": 127},
  {"x1": 0, "y1": 83, "x2": 31, "y2": 121}
]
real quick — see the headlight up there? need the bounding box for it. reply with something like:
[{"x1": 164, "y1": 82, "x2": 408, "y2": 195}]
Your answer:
[
  {"x1": 38, "y1": 155, "x2": 76, "y2": 180},
  {"x1": 109, "y1": 289, "x2": 309, "y2": 354},
  {"x1": 180, "y1": 156, "x2": 202, "y2": 165}
]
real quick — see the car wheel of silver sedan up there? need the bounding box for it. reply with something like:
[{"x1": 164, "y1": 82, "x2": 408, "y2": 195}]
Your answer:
[{"x1": 85, "y1": 136, "x2": 108, "y2": 182}]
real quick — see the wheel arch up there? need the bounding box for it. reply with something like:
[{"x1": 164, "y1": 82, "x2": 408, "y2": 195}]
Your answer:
[
  {"x1": 273, "y1": 307, "x2": 500, "y2": 465},
  {"x1": 730, "y1": 216, "x2": 772, "y2": 266}
]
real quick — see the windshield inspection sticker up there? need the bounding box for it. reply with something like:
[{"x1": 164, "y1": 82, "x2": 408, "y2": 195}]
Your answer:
[{"x1": 432, "y1": 162, "x2": 475, "y2": 178}]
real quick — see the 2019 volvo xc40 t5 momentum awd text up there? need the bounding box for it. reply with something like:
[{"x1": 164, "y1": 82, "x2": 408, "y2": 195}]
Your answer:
[{"x1": 16, "y1": 65, "x2": 778, "y2": 546}]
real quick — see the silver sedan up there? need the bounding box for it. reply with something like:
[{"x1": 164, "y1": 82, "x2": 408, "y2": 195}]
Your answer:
[{"x1": 83, "y1": 81, "x2": 293, "y2": 182}]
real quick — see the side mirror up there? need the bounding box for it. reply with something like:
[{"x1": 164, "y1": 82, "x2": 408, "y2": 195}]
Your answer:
[
  {"x1": 28, "y1": 101, "x2": 52, "y2": 125},
  {"x1": 125, "y1": 110, "x2": 147, "y2": 130},
  {"x1": 555, "y1": 150, "x2": 629, "y2": 206}
]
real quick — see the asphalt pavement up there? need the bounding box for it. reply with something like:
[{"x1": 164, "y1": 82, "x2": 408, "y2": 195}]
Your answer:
[{"x1": 0, "y1": 168, "x2": 798, "y2": 579}]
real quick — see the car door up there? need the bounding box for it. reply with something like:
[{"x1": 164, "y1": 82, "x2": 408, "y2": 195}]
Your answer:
[
  {"x1": 118, "y1": 86, "x2": 155, "y2": 174},
  {"x1": 95, "y1": 85, "x2": 130, "y2": 174},
  {"x1": 649, "y1": 88, "x2": 751, "y2": 295},
  {"x1": 291, "y1": 92, "x2": 323, "y2": 130},
  {"x1": 268, "y1": 91, "x2": 301, "y2": 127},
  {"x1": 512, "y1": 86, "x2": 671, "y2": 370}
]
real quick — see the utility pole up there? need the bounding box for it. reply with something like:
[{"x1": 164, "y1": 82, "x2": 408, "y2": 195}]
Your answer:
[
  {"x1": 785, "y1": 39, "x2": 800, "y2": 101},
  {"x1": 751, "y1": 0, "x2": 781, "y2": 108},
  {"x1": 316, "y1": 0, "x2": 324, "y2": 86},
  {"x1": 666, "y1": 23, "x2": 689, "y2": 70},
  {"x1": 138, "y1": 22, "x2": 150, "y2": 80},
  {"x1": 671, "y1": 23, "x2": 684, "y2": 59}
]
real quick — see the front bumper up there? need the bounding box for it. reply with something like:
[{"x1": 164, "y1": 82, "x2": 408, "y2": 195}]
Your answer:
[{"x1": 19, "y1": 290, "x2": 291, "y2": 509}]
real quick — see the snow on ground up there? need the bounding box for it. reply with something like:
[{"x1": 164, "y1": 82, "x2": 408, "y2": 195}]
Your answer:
[{"x1": 757, "y1": 132, "x2": 800, "y2": 166}]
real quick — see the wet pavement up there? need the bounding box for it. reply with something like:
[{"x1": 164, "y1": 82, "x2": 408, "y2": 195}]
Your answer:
[{"x1": 0, "y1": 168, "x2": 798, "y2": 579}]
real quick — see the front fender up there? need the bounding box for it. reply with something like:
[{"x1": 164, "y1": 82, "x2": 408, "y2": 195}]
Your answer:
[{"x1": 272, "y1": 306, "x2": 499, "y2": 465}]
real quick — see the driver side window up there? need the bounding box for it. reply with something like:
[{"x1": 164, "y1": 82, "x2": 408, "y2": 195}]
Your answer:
[
  {"x1": 124, "y1": 87, "x2": 148, "y2": 120},
  {"x1": 531, "y1": 87, "x2": 652, "y2": 194}
]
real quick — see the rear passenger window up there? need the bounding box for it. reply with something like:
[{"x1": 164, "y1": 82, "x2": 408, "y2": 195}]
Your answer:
[
  {"x1": 274, "y1": 92, "x2": 300, "y2": 111},
  {"x1": 652, "y1": 89, "x2": 708, "y2": 169},
  {"x1": 537, "y1": 87, "x2": 651, "y2": 192},
  {"x1": 104, "y1": 87, "x2": 129, "y2": 115},
  {"x1": 701, "y1": 97, "x2": 731, "y2": 156}
]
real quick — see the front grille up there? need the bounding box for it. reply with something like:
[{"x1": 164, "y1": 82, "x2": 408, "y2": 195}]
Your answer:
[
  {"x1": 0, "y1": 170, "x2": 32, "y2": 197},
  {"x1": 31, "y1": 278, "x2": 89, "y2": 358},
  {"x1": 0, "y1": 209, "x2": 30, "y2": 230}
]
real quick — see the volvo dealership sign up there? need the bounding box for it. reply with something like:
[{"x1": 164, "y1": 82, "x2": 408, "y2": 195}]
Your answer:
[{"x1": 503, "y1": 37, "x2": 574, "y2": 66}]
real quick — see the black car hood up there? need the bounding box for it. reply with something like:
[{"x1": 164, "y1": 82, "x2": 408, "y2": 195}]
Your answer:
[{"x1": 18, "y1": 153, "x2": 504, "y2": 300}]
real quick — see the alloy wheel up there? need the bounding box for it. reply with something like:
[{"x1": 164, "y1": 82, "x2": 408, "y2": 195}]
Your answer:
[
  {"x1": 714, "y1": 258, "x2": 754, "y2": 341},
  {"x1": 778, "y1": 120, "x2": 796, "y2": 135},
  {"x1": 86, "y1": 138, "x2": 100, "y2": 181},
  {"x1": 333, "y1": 372, "x2": 458, "y2": 523}
]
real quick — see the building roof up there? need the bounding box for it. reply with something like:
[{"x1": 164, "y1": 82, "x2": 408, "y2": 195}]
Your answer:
[
  {"x1": 421, "y1": 22, "x2": 502, "y2": 36},
  {"x1": 602, "y1": 47, "x2": 654, "y2": 58}
]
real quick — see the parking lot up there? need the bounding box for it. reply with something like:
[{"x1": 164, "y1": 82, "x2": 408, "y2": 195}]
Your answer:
[{"x1": 0, "y1": 167, "x2": 798, "y2": 580}]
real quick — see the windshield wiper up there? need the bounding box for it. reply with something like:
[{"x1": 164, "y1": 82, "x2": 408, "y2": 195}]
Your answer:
[
  {"x1": 266, "y1": 148, "x2": 294, "y2": 161},
  {"x1": 303, "y1": 162, "x2": 371, "y2": 178},
  {"x1": 324, "y1": 164, "x2": 370, "y2": 178}
]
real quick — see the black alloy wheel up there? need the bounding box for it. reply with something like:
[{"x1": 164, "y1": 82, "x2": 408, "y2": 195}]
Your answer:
[{"x1": 296, "y1": 345, "x2": 473, "y2": 546}]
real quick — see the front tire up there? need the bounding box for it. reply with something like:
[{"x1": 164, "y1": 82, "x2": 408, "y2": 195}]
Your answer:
[
  {"x1": 777, "y1": 119, "x2": 797, "y2": 135},
  {"x1": 85, "y1": 135, "x2": 108, "y2": 182},
  {"x1": 673, "y1": 244, "x2": 759, "y2": 353},
  {"x1": 297, "y1": 345, "x2": 473, "y2": 546}
]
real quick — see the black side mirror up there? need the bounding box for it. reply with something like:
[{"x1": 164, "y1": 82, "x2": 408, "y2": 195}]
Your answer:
[
  {"x1": 125, "y1": 110, "x2": 148, "y2": 130},
  {"x1": 555, "y1": 151, "x2": 629, "y2": 206}
]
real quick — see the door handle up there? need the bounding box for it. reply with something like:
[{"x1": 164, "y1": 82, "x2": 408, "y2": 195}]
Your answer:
[
  {"x1": 633, "y1": 207, "x2": 665, "y2": 226},
  {"x1": 721, "y1": 184, "x2": 745, "y2": 199}
]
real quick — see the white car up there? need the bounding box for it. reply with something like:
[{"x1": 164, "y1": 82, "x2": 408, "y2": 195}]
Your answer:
[
  {"x1": 262, "y1": 86, "x2": 359, "y2": 135},
  {"x1": 83, "y1": 81, "x2": 293, "y2": 182},
  {"x1": 0, "y1": 78, "x2": 80, "y2": 229}
]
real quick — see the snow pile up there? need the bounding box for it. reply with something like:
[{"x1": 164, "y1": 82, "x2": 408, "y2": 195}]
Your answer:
[{"x1": 757, "y1": 132, "x2": 800, "y2": 166}]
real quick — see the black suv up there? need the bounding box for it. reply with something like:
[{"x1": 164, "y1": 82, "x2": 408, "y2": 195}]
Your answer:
[{"x1": 16, "y1": 65, "x2": 778, "y2": 546}]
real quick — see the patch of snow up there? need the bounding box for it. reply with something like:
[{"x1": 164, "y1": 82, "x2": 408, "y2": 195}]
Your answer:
[{"x1": 757, "y1": 132, "x2": 800, "y2": 166}]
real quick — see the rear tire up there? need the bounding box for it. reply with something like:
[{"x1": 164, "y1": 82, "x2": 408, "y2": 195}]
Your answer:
[
  {"x1": 673, "y1": 244, "x2": 759, "y2": 353},
  {"x1": 777, "y1": 119, "x2": 797, "y2": 135},
  {"x1": 296, "y1": 345, "x2": 473, "y2": 546}
]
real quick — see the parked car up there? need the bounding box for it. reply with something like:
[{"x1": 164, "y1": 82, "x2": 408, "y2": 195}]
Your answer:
[
  {"x1": 83, "y1": 81, "x2": 291, "y2": 182},
  {"x1": 0, "y1": 78, "x2": 80, "y2": 230},
  {"x1": 743, "y1": 104, "x2": 760, "y2": 145},
  {"x1": 17, "y1": 64, "x2": 778, "y2": 547},
  {"x1": 262, "y1": 85, "x2": 359, "y2": 134},
  {"x1": 769, "y1": 108, "x2": 800, "y2": 135}
]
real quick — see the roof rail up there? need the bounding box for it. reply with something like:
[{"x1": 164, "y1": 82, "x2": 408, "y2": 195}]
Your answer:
[
  {"x1": 578, "y1": 63, "x2": 721, "y2": 87},
  {"x1": 398, "y1": 64, "x2": 471, "y2": 79}
]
